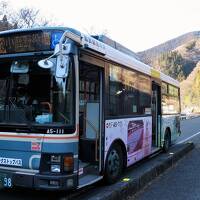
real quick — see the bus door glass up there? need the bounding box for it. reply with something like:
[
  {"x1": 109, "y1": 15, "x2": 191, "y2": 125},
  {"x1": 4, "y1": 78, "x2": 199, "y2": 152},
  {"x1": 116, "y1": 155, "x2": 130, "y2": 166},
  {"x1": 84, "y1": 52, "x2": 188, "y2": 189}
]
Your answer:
[
  {"x1": 152, "y1": 82, "x2": 161, "y2": 147},
  {"x1": 79, "y1": 61, "x2": 102, "y2": 165}
]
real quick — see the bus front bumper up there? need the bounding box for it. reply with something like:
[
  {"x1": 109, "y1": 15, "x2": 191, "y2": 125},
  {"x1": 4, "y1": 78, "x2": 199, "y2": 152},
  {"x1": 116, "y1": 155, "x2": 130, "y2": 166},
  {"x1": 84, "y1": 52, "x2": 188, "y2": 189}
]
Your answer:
[{"x1": 0, "y1": 170, "x2": 77, "y2": 191}]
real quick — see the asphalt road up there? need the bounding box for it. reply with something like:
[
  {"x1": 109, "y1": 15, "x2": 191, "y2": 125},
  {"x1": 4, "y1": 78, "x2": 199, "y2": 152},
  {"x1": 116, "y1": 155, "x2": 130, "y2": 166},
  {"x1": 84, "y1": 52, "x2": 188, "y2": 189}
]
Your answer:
[
  {"x1": 177, "y1": 117, "x2": 200, "y2": 145},
  {"x1": 0, "y1": 117, "x2": 199, "y2": 200},
  {"x1": 131, "y1": 117, "x2": 200, "y2": 200}
]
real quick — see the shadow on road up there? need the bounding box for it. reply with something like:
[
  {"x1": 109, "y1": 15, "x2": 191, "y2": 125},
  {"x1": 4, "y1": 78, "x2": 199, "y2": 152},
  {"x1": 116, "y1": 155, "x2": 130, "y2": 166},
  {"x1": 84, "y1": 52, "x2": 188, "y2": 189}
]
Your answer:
[{"x1": 0, "y1": 188, "x2": 68, "y2": 200}]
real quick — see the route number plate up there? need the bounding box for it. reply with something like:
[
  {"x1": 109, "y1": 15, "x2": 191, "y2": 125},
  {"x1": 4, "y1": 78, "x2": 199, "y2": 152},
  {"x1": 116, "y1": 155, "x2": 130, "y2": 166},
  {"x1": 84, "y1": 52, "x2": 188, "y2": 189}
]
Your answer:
[{"x1": 0, "y1": 173, "x2": 12, "y2": 188}]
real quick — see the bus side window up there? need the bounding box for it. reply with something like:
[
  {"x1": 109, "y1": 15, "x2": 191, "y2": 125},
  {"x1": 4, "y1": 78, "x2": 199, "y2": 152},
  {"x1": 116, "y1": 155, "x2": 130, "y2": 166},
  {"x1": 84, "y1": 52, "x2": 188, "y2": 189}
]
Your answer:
[{"x1": 138, "y1": 75, "x2": 151, "y2": 115}]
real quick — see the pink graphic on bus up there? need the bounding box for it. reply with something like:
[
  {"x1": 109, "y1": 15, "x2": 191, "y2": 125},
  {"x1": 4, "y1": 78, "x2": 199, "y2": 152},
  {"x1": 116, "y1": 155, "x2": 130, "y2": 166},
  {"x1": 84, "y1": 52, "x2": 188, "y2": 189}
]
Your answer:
[{"x1": 127, "y1": 120, "x2": 144, "y2": 155}]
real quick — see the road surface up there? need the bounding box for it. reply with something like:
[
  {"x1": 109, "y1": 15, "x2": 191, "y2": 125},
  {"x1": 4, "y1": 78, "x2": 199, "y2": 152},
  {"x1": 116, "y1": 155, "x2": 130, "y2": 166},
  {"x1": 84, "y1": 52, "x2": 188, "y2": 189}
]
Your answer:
[{"x1": 131, "y1": 117, "x2": 200, "y2": 200}]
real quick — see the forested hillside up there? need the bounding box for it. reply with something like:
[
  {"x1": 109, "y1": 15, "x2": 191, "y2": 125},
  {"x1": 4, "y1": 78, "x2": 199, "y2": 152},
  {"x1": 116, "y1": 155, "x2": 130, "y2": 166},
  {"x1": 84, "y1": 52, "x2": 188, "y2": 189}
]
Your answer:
[
  {"x1": 181, "y1": 62, "x2": 200, "y2": 112},
  {"x1": 137, "y1": 32, "x2": 200, "y2": 113},
  {"x1": 152, "y1": 51, "x2": 195, "y2": 81},
  {"x1": 138, "y1": 31, "x2": 200, "y2": 65}
]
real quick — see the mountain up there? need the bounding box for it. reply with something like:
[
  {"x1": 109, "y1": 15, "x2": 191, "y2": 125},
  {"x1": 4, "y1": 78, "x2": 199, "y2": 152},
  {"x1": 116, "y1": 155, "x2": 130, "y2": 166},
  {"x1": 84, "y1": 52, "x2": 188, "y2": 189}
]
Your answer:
[
  {"x1": 136, "y1": 31, "x2": 200, "y2": 112},
  {"x1": 149, "y1": 50, "x2": 196, "y2": 81},
  {"x1": 181, "y1": 62, "x2": 200, "y2": 112},
  {"x1": 138, "y1": 31, "x2": 200, "y2": 65}
]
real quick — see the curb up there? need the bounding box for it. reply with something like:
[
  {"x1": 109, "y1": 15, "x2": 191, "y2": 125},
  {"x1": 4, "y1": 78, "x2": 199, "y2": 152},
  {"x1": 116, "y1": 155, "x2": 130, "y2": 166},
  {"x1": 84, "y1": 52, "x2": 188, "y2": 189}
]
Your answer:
[{"x1": 83, "y1": 142, "x2": 194, "y2": 200}]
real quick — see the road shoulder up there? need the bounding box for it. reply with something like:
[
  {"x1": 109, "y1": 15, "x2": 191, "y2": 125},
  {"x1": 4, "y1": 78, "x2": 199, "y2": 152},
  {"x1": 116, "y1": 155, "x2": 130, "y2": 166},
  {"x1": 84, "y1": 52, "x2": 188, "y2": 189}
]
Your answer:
[{"x1": 80, "y1": 142, "x2": 194, "y2": 200}]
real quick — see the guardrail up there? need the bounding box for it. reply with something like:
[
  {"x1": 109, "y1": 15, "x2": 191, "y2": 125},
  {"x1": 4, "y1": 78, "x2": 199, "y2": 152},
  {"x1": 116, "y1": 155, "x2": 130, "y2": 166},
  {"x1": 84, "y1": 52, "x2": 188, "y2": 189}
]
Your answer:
[{"x1": 180, "y1": 114, "x2": 200, "y2": 120}]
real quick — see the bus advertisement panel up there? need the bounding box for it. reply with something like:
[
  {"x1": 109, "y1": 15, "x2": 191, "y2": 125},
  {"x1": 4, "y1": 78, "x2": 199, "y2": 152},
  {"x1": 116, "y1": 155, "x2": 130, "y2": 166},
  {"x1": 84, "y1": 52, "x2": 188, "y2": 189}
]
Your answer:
[{"x1": 105, "y1": 117, "x2": 152, "y2": 166}]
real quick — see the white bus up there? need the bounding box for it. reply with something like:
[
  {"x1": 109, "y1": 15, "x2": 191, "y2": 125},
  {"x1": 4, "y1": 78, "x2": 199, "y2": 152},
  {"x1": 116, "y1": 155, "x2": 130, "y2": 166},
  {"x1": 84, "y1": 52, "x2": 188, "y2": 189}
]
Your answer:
[{"x1": 0, "y1": 27, "x2": 180, "y2": 190}]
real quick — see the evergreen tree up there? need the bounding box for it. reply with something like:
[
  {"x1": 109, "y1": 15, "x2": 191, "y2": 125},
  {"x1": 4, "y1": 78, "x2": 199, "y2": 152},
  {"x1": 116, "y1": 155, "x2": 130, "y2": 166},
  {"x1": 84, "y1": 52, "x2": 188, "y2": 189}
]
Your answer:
[{"x1": 154, "y1": 51, "x2": 195, "y2": 81}]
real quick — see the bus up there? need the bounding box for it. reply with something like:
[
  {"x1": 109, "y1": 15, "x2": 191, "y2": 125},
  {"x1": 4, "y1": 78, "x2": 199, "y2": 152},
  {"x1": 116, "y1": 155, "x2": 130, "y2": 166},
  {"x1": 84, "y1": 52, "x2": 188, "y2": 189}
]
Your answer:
[{"x1": 0, "y1": 27, "x2": 181, "y2": 190}]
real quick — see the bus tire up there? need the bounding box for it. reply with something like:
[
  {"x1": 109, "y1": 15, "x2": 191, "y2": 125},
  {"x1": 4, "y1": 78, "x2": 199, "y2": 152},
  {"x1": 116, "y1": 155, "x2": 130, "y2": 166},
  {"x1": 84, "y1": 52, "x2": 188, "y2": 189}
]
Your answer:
[
  {"x1": 163, "y1": 129, "x2": 171, "y2": 152},
  {"x1": 104, "y1": 143, "x2": 123, "y2": 184}
]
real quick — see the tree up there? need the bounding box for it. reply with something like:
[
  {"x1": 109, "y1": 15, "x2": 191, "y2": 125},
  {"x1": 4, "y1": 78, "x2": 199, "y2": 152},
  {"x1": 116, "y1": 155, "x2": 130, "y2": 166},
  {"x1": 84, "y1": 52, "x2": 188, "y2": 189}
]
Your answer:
[
  {"x1": 153, "y1": 50, "x2": 196, "y2": 81},
  {"x1": 10, "y1": 7, "x2": 49, "y2": 28},
  {"x1": 0, "y1": 0, "x2": 50, "y2": 30},
  {"x1": 83, "y1": 26, "x2": 109, "y2": 36},
  {"x1": 0, "y1": 1, "x2": 9, "y2": 17}
]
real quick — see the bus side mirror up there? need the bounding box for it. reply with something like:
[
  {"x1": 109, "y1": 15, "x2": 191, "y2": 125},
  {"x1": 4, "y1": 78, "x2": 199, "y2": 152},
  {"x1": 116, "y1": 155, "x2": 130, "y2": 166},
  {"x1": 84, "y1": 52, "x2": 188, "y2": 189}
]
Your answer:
[
  {"x1": 56, "y1": 55, "x2": 69, "y2": 78},
  {"x1": 38, "y1": 59, "x2": 54, "y2": 69}
]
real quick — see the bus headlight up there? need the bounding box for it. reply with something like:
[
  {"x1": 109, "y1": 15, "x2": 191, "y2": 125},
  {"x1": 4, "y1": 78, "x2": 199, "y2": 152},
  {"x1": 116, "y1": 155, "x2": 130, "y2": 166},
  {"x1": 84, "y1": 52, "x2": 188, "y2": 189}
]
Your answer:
[
  {"x1": 51, "y1": 164, "x2": 61, "y2": 173},
  {"x1": 40, "y1": 154, "x2": 74, "y2": 174},
  {"x1": 64, "y1": 155, "x2": 74, "y2": 172},
  {"x1": 50, "y1": 155, "x2": 61, "y2": 173}
]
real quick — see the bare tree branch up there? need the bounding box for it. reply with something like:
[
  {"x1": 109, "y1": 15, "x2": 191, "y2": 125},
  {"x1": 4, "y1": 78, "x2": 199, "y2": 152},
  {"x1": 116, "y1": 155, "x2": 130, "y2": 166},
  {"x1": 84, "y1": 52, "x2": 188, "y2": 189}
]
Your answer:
[
  {"x1": 0, "y1": 1, "x2": 51, "y2": 30},
  {"x1": 10, "y1": 8, "x2": 49, "y2": 28},
  {"x1": 0, "y1": 1, "x2": 8, "y2": 17},
  {"x1": 83, "y1": 26, "x2": 109, "y2": 36}
]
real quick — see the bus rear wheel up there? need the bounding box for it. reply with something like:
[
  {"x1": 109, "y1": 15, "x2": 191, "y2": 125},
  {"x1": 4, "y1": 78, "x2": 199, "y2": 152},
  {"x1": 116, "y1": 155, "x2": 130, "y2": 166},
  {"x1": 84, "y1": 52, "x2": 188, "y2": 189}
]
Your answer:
[
  {"x1": 163, "y1": 129, "x2": 171, "y2": 152},
  {"x1": 104, "y1": 144, "x2": 123, "y2": 184}
]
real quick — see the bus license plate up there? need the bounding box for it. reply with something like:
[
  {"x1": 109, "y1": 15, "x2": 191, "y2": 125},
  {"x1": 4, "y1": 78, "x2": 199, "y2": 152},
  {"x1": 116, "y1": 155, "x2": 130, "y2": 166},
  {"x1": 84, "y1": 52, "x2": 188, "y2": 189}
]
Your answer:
[
  {"x1": 0, "y1": 173, "x2": 12, "y2": 188},
  {"x1": 0, "y1": 157, "x2": 22, "y2": 167}
]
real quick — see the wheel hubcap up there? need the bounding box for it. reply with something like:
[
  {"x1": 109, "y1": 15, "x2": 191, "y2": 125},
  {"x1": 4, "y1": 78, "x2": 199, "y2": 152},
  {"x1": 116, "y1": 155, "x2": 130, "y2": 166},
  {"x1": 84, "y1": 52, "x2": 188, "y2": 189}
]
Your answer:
[
  {"x1": 107, "y1": 149, "x2": 120, "y2": 177},
  {"x1": 165, "y1": 134, "x2": 169, "y2": 149}
]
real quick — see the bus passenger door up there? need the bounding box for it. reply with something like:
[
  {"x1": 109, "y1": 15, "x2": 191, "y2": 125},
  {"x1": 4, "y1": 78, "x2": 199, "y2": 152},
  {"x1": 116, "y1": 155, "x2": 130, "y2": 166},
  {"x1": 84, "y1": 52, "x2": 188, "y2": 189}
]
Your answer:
[
  {"x1": 152, "y1": 82, "x2": 161, "y2": 147},
  {"x1": 78, "y1": 60, "x2": 103, "y2": 185}
]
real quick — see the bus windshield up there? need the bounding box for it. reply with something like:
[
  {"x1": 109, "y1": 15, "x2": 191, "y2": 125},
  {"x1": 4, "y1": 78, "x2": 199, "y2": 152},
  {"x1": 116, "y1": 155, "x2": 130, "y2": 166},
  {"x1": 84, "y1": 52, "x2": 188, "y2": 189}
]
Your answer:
[{"x1": 0, "y1": 57, "x2": 74, "y2": 127}]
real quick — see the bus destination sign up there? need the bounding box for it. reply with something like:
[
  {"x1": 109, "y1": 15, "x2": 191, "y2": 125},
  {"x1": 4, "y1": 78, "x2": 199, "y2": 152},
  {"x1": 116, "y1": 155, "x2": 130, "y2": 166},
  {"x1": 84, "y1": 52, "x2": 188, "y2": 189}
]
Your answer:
[{"x1": 0, "y1": 31, "x2": 57, "y2": 55}]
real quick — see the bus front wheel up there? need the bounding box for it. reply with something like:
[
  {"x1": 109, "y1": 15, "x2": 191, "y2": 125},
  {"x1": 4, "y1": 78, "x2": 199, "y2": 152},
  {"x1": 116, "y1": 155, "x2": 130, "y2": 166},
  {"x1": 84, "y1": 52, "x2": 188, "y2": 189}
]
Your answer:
[
  {"x1": 104, "y1": 144, "x2": 123, "y2": 184},
  {"x1": 163, "y1": 129, "x2": 171, "y2": 152}
]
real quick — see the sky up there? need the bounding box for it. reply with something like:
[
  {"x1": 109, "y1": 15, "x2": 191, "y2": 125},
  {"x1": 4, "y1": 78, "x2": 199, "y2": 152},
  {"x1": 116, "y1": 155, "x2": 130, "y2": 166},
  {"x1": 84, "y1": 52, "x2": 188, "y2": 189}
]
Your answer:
[{"x1": 6, "y1": 0, "x2": 200, "y2": 52}]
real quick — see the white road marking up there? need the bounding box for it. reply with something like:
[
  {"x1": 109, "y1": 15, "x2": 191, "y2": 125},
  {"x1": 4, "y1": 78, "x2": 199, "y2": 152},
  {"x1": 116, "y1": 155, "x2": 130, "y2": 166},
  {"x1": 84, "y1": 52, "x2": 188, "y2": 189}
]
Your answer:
[{"x1": 177, "y1": 131, "x2": 200, "y2": 144}]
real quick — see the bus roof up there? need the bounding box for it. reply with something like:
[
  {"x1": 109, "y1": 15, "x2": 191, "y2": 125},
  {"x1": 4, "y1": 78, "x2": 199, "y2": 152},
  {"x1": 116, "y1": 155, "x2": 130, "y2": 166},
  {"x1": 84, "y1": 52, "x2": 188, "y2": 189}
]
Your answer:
[
  {"x1": 81, "y1": 33, "x2": 180, "y2": 88},
  {"x1": 0, "y1": 27, "x2": 179, "y2": 87},
  {"x1": 0, "y1": 27, "x2": 66, "y2": 35}
]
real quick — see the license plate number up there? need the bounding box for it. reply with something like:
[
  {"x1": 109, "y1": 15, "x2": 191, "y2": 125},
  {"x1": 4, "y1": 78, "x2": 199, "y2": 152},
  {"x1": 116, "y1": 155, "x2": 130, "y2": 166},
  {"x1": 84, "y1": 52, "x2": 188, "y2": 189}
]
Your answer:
[
  {"x1": 0, "y1": 157, "x2": 22, "y2": 167},
  {"x1": 0, "y1": 174, "x2": 12, "y2": 188}
]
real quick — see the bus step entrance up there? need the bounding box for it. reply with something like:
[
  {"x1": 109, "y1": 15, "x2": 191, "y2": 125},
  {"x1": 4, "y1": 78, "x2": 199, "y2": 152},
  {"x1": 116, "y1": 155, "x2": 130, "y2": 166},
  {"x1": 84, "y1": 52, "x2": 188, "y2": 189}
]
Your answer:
[
  {"x1": 78, "y1": 174, "x2": 103, "y2": 189},
  {"x1": 78, "y1": 160, "x2": 101, "y2": 187},
  {"x1": 78, "y1": 160, "x2": 99, "y2": 177}
]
